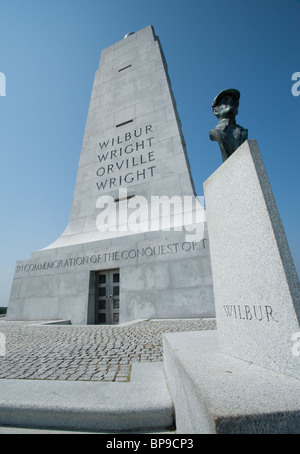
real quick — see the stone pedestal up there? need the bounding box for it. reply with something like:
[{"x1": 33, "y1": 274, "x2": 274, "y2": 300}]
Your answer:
[
  {"x1": 164, "y1": 331, "x2": 300, "y2": 434},
  {"x1": 203, "y1": 139, "x2": 300, "y2": 380},
  {"x1": 164, "y1": 140, "x2": 300, "y2": 433}
]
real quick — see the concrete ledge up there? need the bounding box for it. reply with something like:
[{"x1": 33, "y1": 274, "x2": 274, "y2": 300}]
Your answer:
[
  {"x1": 163, "y1": 330, "x2": 300, "y2": 434},
  {"x1": 40, "y1": 320, "x2": 71, "y2": 326},
  {"x1": 0, "y1": 320, "x2": 71, "y2": 326},
  {"x1": 0, "y1": 377, "x2": 174, "y2": 432}
]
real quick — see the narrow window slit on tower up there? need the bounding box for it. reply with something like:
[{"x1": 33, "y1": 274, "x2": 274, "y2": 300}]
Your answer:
[
  {"x1": 114, "y1": 194, "x2": 135, "y2": 203},
  {"x1": 116, "y1": 119, "x2": 133, "y2": 128},
  {"x1": 118, "y1": 64, "x2": 132, "y2": 72}
]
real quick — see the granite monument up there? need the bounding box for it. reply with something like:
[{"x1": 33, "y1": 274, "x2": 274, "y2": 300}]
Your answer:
[{"x1": 6, "y1": 26, "x2": 215, "y2": 325}]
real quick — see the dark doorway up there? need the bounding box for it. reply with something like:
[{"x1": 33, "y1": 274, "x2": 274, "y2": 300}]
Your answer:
[{"x1": 95, "y1": 269, "x2": 120, "y2": 325}]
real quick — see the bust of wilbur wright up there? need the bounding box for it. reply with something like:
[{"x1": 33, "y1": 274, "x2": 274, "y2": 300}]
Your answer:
[{"x1": 209, "y1": 88, "x2": 248, "y2": 162}]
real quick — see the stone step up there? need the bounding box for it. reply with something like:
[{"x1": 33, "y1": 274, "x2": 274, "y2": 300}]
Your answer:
[
  {"x1": 0, "y1": 427, "x2": 176, "y2": 435},
  {"x1": 0, "y1": 363, "x2": 175, "y2": 433}
]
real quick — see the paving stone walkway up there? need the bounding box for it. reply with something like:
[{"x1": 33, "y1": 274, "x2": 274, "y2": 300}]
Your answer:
[{"x1": 0, "y1": 319, "x2": 216, "y2": 382}]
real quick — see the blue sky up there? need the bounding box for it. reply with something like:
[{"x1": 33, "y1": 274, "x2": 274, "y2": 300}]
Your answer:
[{"x1": 0, "y1": 0, "x2": 299, "y2": 307}]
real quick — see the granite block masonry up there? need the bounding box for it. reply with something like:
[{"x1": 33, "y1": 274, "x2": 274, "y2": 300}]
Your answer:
[{"x1": 6, "y1": 26, "x2": 215, "y2": 325}]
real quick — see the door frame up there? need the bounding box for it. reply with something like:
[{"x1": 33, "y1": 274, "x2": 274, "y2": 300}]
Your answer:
[{"x1": 91, "y1": 268, "x2": 120, "y2": 325}]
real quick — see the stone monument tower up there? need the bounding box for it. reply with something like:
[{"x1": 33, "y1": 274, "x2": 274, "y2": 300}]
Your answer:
[{"x1": 7, "y1": 26, "x2": 215, "y2": 325}]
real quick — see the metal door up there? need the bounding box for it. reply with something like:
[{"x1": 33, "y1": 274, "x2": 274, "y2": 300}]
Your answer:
[{"x1": 95, "y1": 270, "x2": 120, "y2": 325}]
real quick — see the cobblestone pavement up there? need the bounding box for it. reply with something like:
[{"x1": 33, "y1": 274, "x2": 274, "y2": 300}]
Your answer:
[{"x1": 0, "y1": 319, "x2": 216, "y2": 382}]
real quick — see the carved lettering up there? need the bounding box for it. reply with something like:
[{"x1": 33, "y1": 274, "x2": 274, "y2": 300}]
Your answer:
[
  {"x1": 223, "y1": 304, "x2": 279, "y2": 322},
  {"x1": 96, "y1": 125, "x2": 156, "y2": 191},
  {"x1": 15, "y1": 241, "x2": 206, "y2": 274}
]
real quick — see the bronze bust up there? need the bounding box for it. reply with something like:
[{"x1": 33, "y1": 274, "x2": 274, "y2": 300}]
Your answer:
[{"x1": 209, "y1": 89, "x2": 248, "y2": 162}]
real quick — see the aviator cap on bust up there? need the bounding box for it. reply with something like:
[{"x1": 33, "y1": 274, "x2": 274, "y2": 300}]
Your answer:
[{"x1": 212, "y1": 88, "x2": 240, "y2": 109}]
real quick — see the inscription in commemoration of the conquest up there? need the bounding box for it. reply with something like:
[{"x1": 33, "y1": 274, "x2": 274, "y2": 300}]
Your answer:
[
  {"x1": 96, "y1": 125, "x2": 156, "y2": 191},
  {"x1": 15, "y1": 240, "x2": 207, "y2": 274}
]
